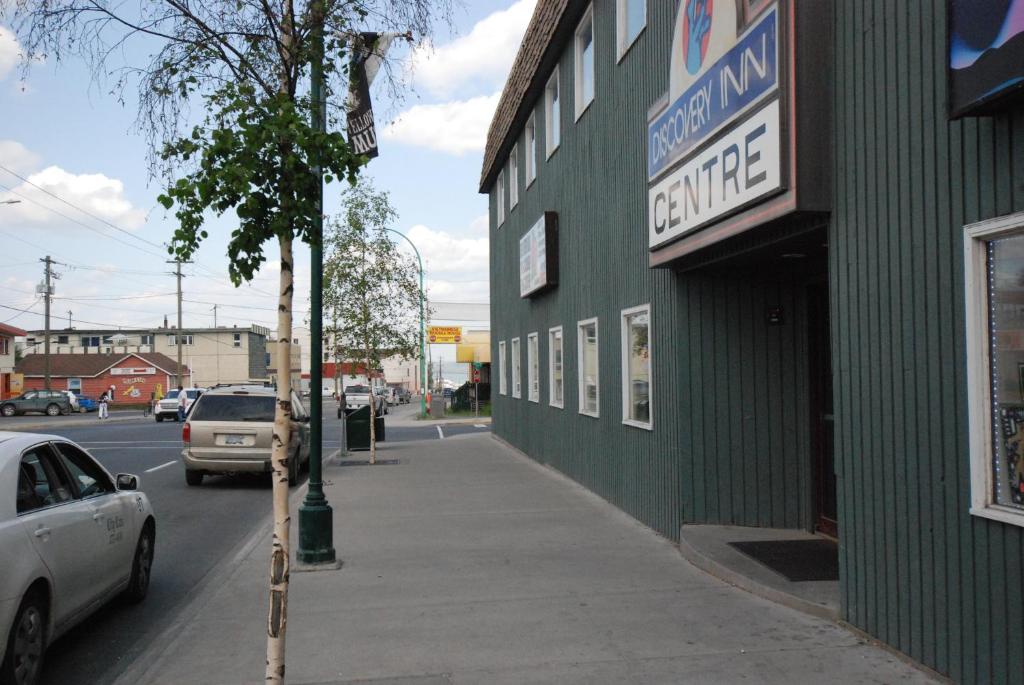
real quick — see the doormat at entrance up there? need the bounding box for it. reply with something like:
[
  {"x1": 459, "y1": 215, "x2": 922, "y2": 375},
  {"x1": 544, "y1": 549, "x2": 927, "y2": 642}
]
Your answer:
[
  {"x1": 336, "y1": 459, "x2": 401, "y2": 467},
  {"x1": 728, "y1": 539, "x2": 839, "y2": 582}
]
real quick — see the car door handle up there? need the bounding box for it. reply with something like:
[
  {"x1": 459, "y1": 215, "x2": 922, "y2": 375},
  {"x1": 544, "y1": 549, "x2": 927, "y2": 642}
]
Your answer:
[{"x1": 33, "y1": 527, "x2": 51, "y2": 538}]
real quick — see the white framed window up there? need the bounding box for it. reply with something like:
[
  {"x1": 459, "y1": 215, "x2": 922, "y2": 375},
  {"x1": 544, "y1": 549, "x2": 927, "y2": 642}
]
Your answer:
[
  {"x1": 233, "y1": 333, "x2": 242, "y2": 348},
  {"x1": 167, "y1": 334, "x2": 193, "y2": 346},
  {"x1": 577, "y1": 317, "x2": 599, "y2": 417},
  {"x1": 527, "y1": 332, "x2": 539, "y2": 402},
  {"x1": 496, "y1": 168, "x2": 506, "y2": 226},
  {"x1": 545, "y1": 69, "x2": 560, "y2": 157},
  {"x1": 965, "y1": 209, "x2": 1024, "y2": 528},
  {"x1": 509, "y1": 144, "x2": 519, "y2": 209},
  {"x1": 0, "y1": 338, "x2": 8, "y2": 356},
  {"x1": 525, "y1": 113, "x2": 537, "y2": 186},
  {"x1": 616, "y1": 0, "x2": 646, "y2": 61},
  {"x1": 549, "y1": 326, "x2": 564, "y2": 408},
  {"x1": 511, "y1": 337, "x2": 522, "y2": 398},
  {"x1": 81, "y1": 336, "x2": 100, "y2": 347},
  {"x1": 621, "y1": 304, "x2": 652, "y2": 429},
  {"x1": 498, "y1": 341, "x2": 507, "y2": 395},
  {"x1": 574, "y1": 4, "x2": 595, "y2": 120},
  {"x1": 140, "y1": 334, "x2": 153, "y2": 346}
]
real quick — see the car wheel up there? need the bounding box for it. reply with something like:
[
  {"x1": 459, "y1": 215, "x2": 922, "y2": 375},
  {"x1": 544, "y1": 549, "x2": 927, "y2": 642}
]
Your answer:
[
  {"x1": 0, "y1": 590, "x2": 47, "y2": 685},
  {"x1": 79, "y1": 406, "x2": 87, "y2": 414},
  {"x1": 185, "y1": 470, "x2": 203, "y2": 486},
  {"x1": 0, "y1": 405, "x2": 14, "y2": 417},
  {"x1": 155, "y1": 415, "x2": 163, "y2": 423},
  {"x1": 45, "y1": 404, "x2": 60, "y2": 417},
  {"x1": 123, "y1": 524, "x2": 154, "y2": 604}
]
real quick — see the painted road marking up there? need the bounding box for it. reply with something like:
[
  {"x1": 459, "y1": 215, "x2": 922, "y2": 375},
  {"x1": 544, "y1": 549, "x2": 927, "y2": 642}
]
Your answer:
[
  {"x1": 436, "y1": 426, "x2": 444, "y2": 439},
  {"x1": 145, "y1": 461, "x2": 177, "y2": 473}
]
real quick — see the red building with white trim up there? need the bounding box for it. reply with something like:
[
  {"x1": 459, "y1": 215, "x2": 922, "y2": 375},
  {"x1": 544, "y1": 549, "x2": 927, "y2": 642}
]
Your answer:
[{"x1": 16, "y1": 352, "x2": 191, "y2": 403}]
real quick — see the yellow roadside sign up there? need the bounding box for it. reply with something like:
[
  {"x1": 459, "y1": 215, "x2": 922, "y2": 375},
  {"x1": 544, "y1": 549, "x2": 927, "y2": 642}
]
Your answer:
[{"x1": 427, "y1": 326, "x2": 462, "y2": 344}]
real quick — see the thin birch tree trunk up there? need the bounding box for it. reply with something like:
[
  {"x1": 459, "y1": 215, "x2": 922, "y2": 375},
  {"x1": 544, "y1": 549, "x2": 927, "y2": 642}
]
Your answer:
[{"x1": 266, "y1": 234, "x2": 294, "y2": 683}]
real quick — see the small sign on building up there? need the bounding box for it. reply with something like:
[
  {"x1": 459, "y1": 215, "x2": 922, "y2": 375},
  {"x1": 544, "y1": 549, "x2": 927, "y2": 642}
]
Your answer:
[
  {"x1": 428, "y1": 326, "x2": 463, "y2": 344},
  {"x1": 519, "y1": 211, "x2": 559, "y2": 298}
]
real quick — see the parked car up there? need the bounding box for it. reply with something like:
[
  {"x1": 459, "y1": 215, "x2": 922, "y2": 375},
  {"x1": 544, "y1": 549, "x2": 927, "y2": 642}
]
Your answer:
[
  {"x1": 154, "y1": 388, "x2": 203, "y2": 422},
  {"x1": 0, "y1": 391, "x2": 72, "y2": 418},
  {"x1": 384, "y1": 387, "x2": 399, "y2": 406},
  {"x1": 0, "y1": 432, "x2": 154, "y2": 685},
  {"x1": 397, "y1": 388, "x2": 411, "y2": 404},
  {"x1": 61, "y1": 392, "x2": 80, "y2": 414},
  {"x1": 343, "y1": 385, "x2": 387, "y2": 416},
  {"x1": 181, "y1": 385, "x2": 310, "y2": 487},
  {"x1": 75, "y1": 396, "x2": 99, "y2": 413}
]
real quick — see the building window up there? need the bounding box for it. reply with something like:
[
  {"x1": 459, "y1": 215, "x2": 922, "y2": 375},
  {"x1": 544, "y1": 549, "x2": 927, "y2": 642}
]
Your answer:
[
  {"x1": 141, "y1": 334, "x2": 153, "y2": 346},
  {"x1": 966, "y1": 211, "x2": 1024, "y2": 528},
  {"x1": 81, "y1": 336, "x2": 99, "y2": 347},
  {"x1": 621, "y1": 305, "x2": 651, "y2": 428},
  {"x1": 511, "y1": 337, "x2": 522, "y2": 398},
  {"x1": 498, "y1": 341, "x2": 507, "y2": 395},
  {"x1": 577, "y1": 317, "x2": 599, "y2": 417},
  {"x1": 101, "y1": 335, "x2": 114, "y2": 345},
  {"x1": 549, "y1": 326, "x2": 564, "y2": 408},
  {"x1": 67, "y1": 378, "x2": 82, "y2": 394},
  {"x1": 56, "y1": 335, "x2": 69, "y2": 345},
  {"x1": 496, "y1": 168, "x2": 506, "y2": 226},
  {"x1": 545, "y1": 70, "x2": 560, "y2": 157},
  {"x1": 525, "y1": 113, "x2": 537, "y2": 185},
  {"x1": 167, "y1": 334, "x2": 194, "y2": 346},
  {"x1": 509, "y1": 144, "x2": 519, "y2": 209},
  {"x1": 527, "y1": 332, "x2": 539, "y2": 403},
  {"x1": 234, "y1": 333, "x2": 242, "y2": 348},
  {"x1": 616, "y1": 0, "x2": 646, "y2": 60},
  {"x1": 0, "y1": 338, "x2": 8, "y2": 356},
  {"x1": 574, "y1": 5, "x2": 595, "y2": 120}
]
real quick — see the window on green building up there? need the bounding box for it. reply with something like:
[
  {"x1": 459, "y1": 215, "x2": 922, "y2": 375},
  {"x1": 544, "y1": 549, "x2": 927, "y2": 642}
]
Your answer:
[
  {"x1": 621, "y1": 305, "x2": 651, "y2": 428},
  {"x1": 549, "y1": 326, "x2": 564, "y2": 408},
  {"x1": 578, "y1": 318, "x2": 599, "y2": 417}
]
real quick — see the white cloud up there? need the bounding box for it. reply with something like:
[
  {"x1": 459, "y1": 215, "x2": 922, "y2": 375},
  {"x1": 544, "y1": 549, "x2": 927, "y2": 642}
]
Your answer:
[
  {"x1": 406, "y1": 223, "x2": 488, "y2": 275},
  {"x1": 382, "y1": 93, "x2": 499, "y2": 155},
  {"x1": 469, "y1": 214, "x2": 488, "y2": 234},
  {"x1": 0, "y1": 140, "x2": 42, "y2": 175},
  {"x1": 1, "y1": 165, "x2": 147, "y2": 230},
  {"x1": 0, "y1": 26, "x2": 21, "y2": 80},
  {"x1": 408, "y1": 0, "x2": 536, "y2": 98}
]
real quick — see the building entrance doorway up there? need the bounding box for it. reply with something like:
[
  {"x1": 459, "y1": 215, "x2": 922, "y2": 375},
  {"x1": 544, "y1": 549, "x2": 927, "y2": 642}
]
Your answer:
[{"x1": 808, "y1": 283, "x2": 836, "y2": 537}]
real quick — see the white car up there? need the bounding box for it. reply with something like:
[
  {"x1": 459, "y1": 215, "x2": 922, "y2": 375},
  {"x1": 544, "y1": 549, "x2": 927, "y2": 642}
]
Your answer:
[
  {"x1": 154, "y1": 388, "x2": 203, "y2": 422},
  {"x1": 0, "y1": 432, "x2": 155, "y2": 685}
]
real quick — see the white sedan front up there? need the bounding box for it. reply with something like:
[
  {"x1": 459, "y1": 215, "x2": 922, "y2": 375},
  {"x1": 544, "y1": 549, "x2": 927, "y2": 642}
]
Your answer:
[{"x1": 0, "y1": 432, "x2": 155, "y2": 685}]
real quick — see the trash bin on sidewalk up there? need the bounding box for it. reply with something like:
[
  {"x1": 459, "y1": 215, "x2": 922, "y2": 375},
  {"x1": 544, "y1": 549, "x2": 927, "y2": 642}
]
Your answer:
[{"x1": 344, "y1": 405, "x2": 385, "y2": 451}]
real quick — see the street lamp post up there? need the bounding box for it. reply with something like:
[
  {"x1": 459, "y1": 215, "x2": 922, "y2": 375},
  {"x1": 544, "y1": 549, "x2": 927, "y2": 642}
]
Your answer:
[{"x1": 383, "y1": 228, "x2": 426, "y2": 418}]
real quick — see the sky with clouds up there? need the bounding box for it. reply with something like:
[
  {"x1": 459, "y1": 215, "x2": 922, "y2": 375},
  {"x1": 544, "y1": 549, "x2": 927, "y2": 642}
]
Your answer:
[{"x1": 0, "y1": 0, "x2": 534, "y2": 376}]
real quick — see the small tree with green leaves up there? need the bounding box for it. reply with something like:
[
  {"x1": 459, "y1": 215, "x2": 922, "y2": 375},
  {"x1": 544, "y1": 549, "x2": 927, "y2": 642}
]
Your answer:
[{"x1": 324, "y1": 180, "x2": 423, "y2": 463}]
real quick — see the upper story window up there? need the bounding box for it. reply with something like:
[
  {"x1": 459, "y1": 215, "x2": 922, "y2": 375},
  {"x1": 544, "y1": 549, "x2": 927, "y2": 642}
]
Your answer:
[
  {"x1": 616, "y1": 0, "x2": 646, "y2": 60},
  {"x1": 498, "y1": 341, "x2": 507, "y2": 395},
  {"x1": 621, "y1": 304, "x2": 651, "y2": 429},
  {"x1": 0, "y1": 338, "x2": 8, "y2": 356},
  {"x1": 56, "y1": 335, "x2": 69, "y2": 345},
  {"x1": 527, "y1": 332, "x2": 539, "y2": 403},
  {"x1": 496, "y1": 168, "x2": 506, "y2": 226},
  {"x1": 81, "y1": 336, "x2": 100, "y2": 347},
  {"x1": 233, "y1": 333, "x2": 242, "y2": 348},
  {"x1": 511, "y1": 337, "x2": 522, "y2": 398},
  {"x1": 167, "y1": 334, "x2": 194, "y2": 346},
  {"x1": 545, "y1": 70, "x2": 560, "y2": 157},
  {"x1": 525, "y1": 113, "x2": 537, "y2": 185},
  {"x1": 966, "y1": 210, "x2": 1024, "y2": 528},
  {"x1": 509, "y1": 144, "x2": 519, "y2": 209},
  {"x1": 141, "y1": 334, "x2": 153, "y2": 346},
  {"x1": 549, "y1": 326, "x2": 564, "y2": 408},
  {"x1": 575, "y1": 5, "x2": 595, "y2": 120},
  {"x1": 578, "y1": 317, "x2": 599, "y2": 417}
]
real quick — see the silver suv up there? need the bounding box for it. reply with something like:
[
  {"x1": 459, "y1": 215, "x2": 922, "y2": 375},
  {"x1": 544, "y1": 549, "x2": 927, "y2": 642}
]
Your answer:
[{"x1": 180, "y1": 385, "x2": 310, "y2": 487}]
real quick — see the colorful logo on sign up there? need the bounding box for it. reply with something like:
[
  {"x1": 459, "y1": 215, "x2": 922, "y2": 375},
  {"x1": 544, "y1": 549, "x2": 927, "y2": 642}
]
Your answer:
[{"x1": 682, "y1": 0, "x2": 714, "y2": 75}]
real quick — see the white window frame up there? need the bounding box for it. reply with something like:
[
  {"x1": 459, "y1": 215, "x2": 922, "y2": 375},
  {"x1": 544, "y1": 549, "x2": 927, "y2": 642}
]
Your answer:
[
  {"x1": 616, "y1": 0, "x2": 646, "y2": 62},
  {"x1": 511, "y1": 337, "x2": 522, "y2": 398},
  {"x1": 548, "y1": 325, "x2": 564, "y2": 408},
  {"x1": 620, "y1": 304, "x2": 652, "y2": 430},
  {"x1": 509, "y1": 144, "x2": 519, "y2": 209},
  {"x1": 0, "y1": 338, "x2": 8, "y2": 356},
  {"x1": 574, "y1": 4, "x2": 595, "y2": 121},
  {"x1": 233, "y1": 333, "x2": 242, "y2": 348},
  {"x1": 498, "y1": 341, "x2": 507, "y2": 395},
  {"x1": 545, "y1": 69, "x2": 560, "y2": 158},
  {"x1": 527, "y1": 332, "x2": 540, "y2": 403},
  {"x1": 496, "y1": 168, "x2": 505, "y2": 226},
  {"x1": 965, "y1": 209, "x2": 1024, "y2": 528},
  {"x1": 525, "y1": 113, "x2": 537, "y2": 186},
  {"x1": 577, "y1": 317, "x2": 599, "y2": 418},
  {"x1": 140, "y1": 334, "x2": 153, "y2": 346}
]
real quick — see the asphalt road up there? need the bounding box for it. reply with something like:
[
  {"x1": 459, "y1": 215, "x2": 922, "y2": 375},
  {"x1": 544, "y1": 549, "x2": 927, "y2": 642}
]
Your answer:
[{"x1": 3, "y1": 401, "x2": 486, "y2": 684}]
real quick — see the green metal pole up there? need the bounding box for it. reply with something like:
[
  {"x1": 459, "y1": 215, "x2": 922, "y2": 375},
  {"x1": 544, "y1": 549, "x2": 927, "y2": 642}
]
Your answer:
[
  {"x1": 383, "y1": 228, "x2": 426, "y2": 418},
  {"x1": 298, "y1": 0, "x2": 336, "y2": 565}
]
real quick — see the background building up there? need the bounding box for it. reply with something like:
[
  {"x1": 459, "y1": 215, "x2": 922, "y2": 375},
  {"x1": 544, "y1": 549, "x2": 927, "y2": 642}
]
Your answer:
[
  {"x1": 16, "y1": 352, "x2": 188, "y2": 401},
  {"x1": 0, "y1": 323, "x2": 27, "y2": 400}
]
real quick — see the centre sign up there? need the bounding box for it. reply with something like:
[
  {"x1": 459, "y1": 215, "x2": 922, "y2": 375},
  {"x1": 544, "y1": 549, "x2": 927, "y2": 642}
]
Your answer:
[{"x1": 648, "y1": 2, "x2": 782, "y2": 250}]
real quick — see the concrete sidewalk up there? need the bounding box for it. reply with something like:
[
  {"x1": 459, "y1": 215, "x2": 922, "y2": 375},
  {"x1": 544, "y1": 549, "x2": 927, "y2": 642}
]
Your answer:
[{"x1": 124, "y1": 434, "x2": 937, "y2": 685}]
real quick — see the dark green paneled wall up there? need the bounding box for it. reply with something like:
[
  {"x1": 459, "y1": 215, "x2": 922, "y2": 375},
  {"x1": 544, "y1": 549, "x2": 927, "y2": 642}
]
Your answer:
[
  {"x1": 833, "y1": 1, "x2": 1024, "y2": 683},
  {"x1": 488, "y1": 0, "x2": 813, "y2": 541}
]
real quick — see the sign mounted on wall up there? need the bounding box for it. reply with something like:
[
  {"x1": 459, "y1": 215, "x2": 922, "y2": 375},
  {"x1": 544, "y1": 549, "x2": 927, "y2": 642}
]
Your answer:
[
  {"x1": 111, "y1": 367, "x2": 157, "y2": 376},
  {"x1": 948, "y1": 0, "x2": 1024, "y2": 118},
  {"x1": 519, "y1": 211, "x2": 560, "y2": 298}
]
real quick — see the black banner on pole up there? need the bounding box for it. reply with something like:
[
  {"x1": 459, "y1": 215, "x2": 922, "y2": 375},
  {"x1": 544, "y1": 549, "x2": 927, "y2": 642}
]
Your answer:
[{"x1": 348, "y1": 32, "x2": 384, "y2": 159}]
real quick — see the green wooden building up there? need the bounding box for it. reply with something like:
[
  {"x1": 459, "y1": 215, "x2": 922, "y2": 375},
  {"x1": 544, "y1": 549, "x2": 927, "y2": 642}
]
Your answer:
[{"x1": 480, "y1": 1, "x2": 1024, "y2": 682}]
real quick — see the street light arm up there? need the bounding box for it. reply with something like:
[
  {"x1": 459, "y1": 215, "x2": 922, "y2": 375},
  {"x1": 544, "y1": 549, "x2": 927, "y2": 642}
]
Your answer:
[{"x1": 383, "y1": 228, "x2": 426, "y2": 417}]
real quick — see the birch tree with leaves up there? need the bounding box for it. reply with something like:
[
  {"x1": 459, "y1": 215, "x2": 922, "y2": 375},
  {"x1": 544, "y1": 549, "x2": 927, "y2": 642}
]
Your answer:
[
  {"x1": 324, "y1": 180, "x2": 423, "y2": 464},
  {"x1": 4, "y1": 1, "x2": 450, "y2": 681}
]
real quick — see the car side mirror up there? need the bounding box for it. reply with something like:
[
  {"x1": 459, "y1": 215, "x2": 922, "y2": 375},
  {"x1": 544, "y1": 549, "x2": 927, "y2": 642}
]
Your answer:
[{"x1": 116, "y1": 473, "x2": 139, "y2": 491}]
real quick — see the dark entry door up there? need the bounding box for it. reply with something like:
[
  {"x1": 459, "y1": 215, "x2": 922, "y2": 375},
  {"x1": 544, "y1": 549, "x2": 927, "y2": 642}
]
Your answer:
[{"x1": 808, "y1": 284, "x2": 837, "y2": 537}]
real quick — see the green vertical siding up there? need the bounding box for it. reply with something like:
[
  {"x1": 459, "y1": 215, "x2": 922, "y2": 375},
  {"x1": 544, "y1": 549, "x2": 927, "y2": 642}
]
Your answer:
[
  {"x1": 488, "y1": 0, "x2": 814, "y2": 541},
  {"x1": 833, "y1": 1, "x2": 1024, "y2": 682}
]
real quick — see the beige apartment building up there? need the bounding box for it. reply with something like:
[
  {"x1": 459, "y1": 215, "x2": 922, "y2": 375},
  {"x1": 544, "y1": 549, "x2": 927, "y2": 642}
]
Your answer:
[{"x1": 22, "y1": 325, "x2": 272, "y2": 388}]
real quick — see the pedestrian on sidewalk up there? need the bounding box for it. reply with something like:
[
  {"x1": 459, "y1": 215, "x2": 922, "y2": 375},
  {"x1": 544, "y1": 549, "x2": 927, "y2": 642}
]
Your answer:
[
  {"x1": 98, "y1": 391, "x2": 109, "y2": 420},
  {"x1": 176, "y1": 385, "x2": 187, "y2": 422}
]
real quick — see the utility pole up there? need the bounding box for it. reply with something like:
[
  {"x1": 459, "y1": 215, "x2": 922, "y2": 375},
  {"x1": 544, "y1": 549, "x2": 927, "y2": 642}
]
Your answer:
[
  {"x1": 39, "y1": 256, "x2": 57, "y2": 391},
  {"x1": 168, "y1": 260, "x2": 191, "y2": 387},
  {"x1": 211, "y1": 304, "x2": 218, "y2": 328},
  {"x1": 66, "y1": 310, "x2": 72, "y2": 330}
]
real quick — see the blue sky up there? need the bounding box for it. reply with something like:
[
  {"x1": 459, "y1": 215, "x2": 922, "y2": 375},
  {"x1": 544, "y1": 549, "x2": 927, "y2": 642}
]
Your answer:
[{"x1": 0, "y1": 0, "x2": 534, "y2": 375}]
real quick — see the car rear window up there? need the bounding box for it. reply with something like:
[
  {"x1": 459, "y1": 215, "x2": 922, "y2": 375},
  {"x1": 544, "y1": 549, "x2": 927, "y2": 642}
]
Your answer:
[
  {"x1": 189, "y1": 395, "x2": 276, "y2": 422},
  {"x1": 345, "y1": 385, "x2": 369, "y2": 393}
]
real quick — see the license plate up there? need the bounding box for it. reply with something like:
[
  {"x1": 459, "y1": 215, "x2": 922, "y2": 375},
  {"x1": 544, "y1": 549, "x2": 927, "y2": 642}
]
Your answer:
[{"x1": 224, "y1": 435, "x2": 245, "y2": 445}]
